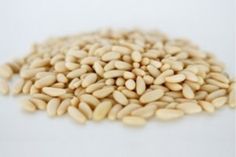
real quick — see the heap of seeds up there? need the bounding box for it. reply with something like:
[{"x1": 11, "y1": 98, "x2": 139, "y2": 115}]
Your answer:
[{"x1": 0, "y1": 29, "x2": 235, "y2": 126}]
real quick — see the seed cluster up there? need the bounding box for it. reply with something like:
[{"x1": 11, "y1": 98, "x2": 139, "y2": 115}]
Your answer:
[{"x1": 0, "y1": 29, "x2": 235, "y2": 126}]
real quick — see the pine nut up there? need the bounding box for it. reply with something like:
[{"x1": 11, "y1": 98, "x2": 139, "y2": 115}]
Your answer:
[
  {"x1": 47, "y1": 98, "x2": 60, "y2": 117},
  {"x1": 177, "y1": 102, "x2": 202, "y2": 114},
  {"x1": 139, "y1": 89, "x2": 164, "y2": 104},
  {"x1": 93, "y1": 101, "x2": 112, "y2": 121},
  {"x1": 122, "y1": 116, "x2": 146, "y2": 126},
  {"x1": 0, "y1": 79, "x2": 9, "y2": 95},
  {"x1": 68, "y1": 106, "x2": 87, "y2": 124},
  {"x1": 113, "y1": 90, "x2": 128, "y2": 105},
  {"x1": 156, "y1": 109, "x2": 184, "y2": 120},
  {"x1": 42, "y1": 87, "x2": 66, "y2": 97}
]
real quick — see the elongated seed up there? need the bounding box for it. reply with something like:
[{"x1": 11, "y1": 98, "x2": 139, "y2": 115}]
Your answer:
[
  {"x1": 113, "y1": 90, "x2": 128, "y2": 105},
  {"x1": 114, "y1": 61, "x2": 132, "y2": 70},
  {"x1": 68, "y1": 106, "x2": 87, "y2": 124},
  {"x1": 47, "y1": 98, "x2": 60, "y2": 116},
  {"x1": 93, "y1": 86, "x2": 114, "y2": 98},
  {"x1": 108, "y1": 104, "x2": 123, "y2": 120},
  {"x1": 102, "y1": 52, "x2": 121, "y2": 61},
  {"x1": 136, "y1": 76, "x2": 146, "y2": 95},
  {"x1": 131, "y1": 51, "x2": 142, "y2": 62},
  {"x1": 67, "y1": 68, "x2": 87, "y2": 79},
  {"x1": 79, "y1": 102, "x2": 93, "y2": 119},
  {"x1": 30, "y1": 98, "x2": 47, "y2": 110},
  {"x1": 131, "y1": 104, "x2": 157, "y2": 118},
  {"x1": 156, "y1": 109, "x2": 184, "y2": 120},
  {"x1": 22, "y1": 99, "x2": 37, "y2": 112},
  {"x1": 199, "y1": 101, "x2": 215, "y2": 113},
  {"x1": 229, "y1": 88, "x2": 236, "y2": 108},
  {"x1": 93, "y1": 62, "x2": 104, "y2": 77},
  {"x1": 80, "y1": 94, "x2": 100, "y2": 107},
  {"x1": 42, "y1": 87, "x2": 66, "y2": 97},
  {"x1": 117, "y1": 103, "x2": 141, "y2": 119},
  {"x1": 22, "y1": 80, "x2": 33, "y2": 94},
  {"x1": 82, "y1": 73, "x2": 97, "y2": 88},
  {"x1": 93, "y1": 101, "x2": 112, "y2": 121},
  {"x1": 177, "y1": 102, "x2": 202, "y2": 114},
  {"x1": 139, "y1": 89, "x2": 164, "y2": 104},
  {"x1": 182, "y1": 83, "x2": 195, "y2": 99},
  {"x1": 122, "y1": 116, "x2": 146, "y2": 126},
  {"x1": 104, "y1": 70, "x2": 124, "y2": 78},
  {"x1": 212, "y1": 96, "x2": 227, "y2": 108},
  {"x1": 0, "y1": 79, "x2": 9, "y2": 95},
  {"x1": 57, "y1": 99, "x2": 71, "y2": 116},
  {"x1": 206, "y1": 89, "x2": 226, "y2": 101},
  {"x1": 86, "y1": 82, "x2": 105, "y2": 93},
  {"x1": 165, "y1": 74, "x2": 186, "y2": 83},
  {"x1": 35, "y1": 75, "x2": 56, "y2": 88},
  {"x1": 0, "y1": 64, "x2": 13, "y2": 79}
]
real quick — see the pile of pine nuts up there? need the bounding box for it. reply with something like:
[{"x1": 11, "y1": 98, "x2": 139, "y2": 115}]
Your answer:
[{"x1": 0, "y1": 29, "x2": 235, "y2": 126}]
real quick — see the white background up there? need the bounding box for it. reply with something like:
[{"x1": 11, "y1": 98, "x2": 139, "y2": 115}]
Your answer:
[{"x1": 0, "y1": 0, "x2": 235, "y2": 157}]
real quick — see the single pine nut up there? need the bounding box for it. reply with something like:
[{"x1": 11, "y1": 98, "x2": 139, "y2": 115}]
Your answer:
[
  {"x1": 139, "y1": 89, "x2": 164, "y2": 104},
  {"x1": 80, "y1": 94, "x2": 100, "y2": 107},
  {"x1": 108, "y1": 104, "x2": 123, "y2": 120},
  {"x1": 22, "y1": 99, "x2": 37, "y2": 112},
  {"x1": 117, "y1": 103, "x2": 141, "y2": 119},
  {"x1": 30, "y1": 98, "x2": 47, "y2": 110},
  {"x1": 93, "y1": 101, "x2": 112, "y2": 121},
  {"x1": 131, "y1": 104, "x2": 157, "y2": 118},
  {"x1": 68, "y1": 106, "x2": 87, "y2": 124},
  {"x1": 0, "y1": 64, "x2": 13, "y2": 79},
  {"x1": 93, "y1": 86, "x2": 114, "y2": 98},
  {"x1": 125, "y1": 79, "x2": 136, "y2": 90},
  {"x1": 113, "y1": 90, "x2": 128, "y2": 105},
  {"x1": 79, "y1": 102, "x2": 93, "y2": 119},
  {"x1": 122, "y1": 116, "x2": 146, "y2": 126},
  {"x1": 57, "y1": 99, "x2": 71, "y2": 116},
  {"x1": 212, "y1": 96, "x2": 228, "y2": 108},
  {"x1": 165, "y1": 74, "x2": 186, "y2": 83},
  {"x1": 82, "y1": 73, "x2": 97, "y2": 88},
  {"x1": 35, "y1": 75, "x2": 56, "y2": 88},
  {"x1": 47, "y1": 98, "x2": 60, "y2": 117},
  {"x1": 42, "y1": 87, "x2": 66, "y2": 97},
  {"x1": 156, "y1": 109, "x2": 184, "y2": 120},
  {"x1": 0, "y1": 79, "x2": 9, "y2": 95},
  {"x1": 136, "y1": 76, "x2": 146, "y2": 95},
  {"x1": 182, "y1": 83, "x2": 195, "y2": 99},
  {"x1": 177, "y1": 102, "x2": 202, "y2": 114},
  {"x1": 199, "y1": 101, "x2": 215, "y2": 113},
  {"x1": 131, "y1": 51, "x2": 142, "y2": 62}
]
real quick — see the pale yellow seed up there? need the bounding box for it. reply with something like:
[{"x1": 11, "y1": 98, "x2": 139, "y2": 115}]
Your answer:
[
  {"x1": 131, "y1": 104, "x2": 157, "y2": 118},
  {"x1": 206, "y1": 79, "x2": 229, "y2": 89},
  {"x1": 113, "y1": 90, "x2": 128, "y2": 105},
  {"x1": 117, "y1": 103, "x2": 141, "y2": 119},
  {"x1": 182, "y1": 83, "x2": 195, "y2": 99},
  {"x1": 104, "y1": 70, "x2": 125, "y2": 78},
  {"x1": 71, "y1": 97, "x2": 79, "y2": 107},
  {"x1": 101, "y1": 52, "x2": 121, "y2": 61},
  {"x1": 47, "y1": 98, "x2": 60, "y2": 117},
  {"x1": 132, "y1": 68, "x2": 146, "y2": 76},
  {"x1": 177, "y1": 102, "x2": 202, "y2": 114},
  {"x1": 68, "y1": 106, "x2": 87, "y2": 124},
  {"x1": 139, "y1": 89, "x2": 164, "y2": 104},
  {"x1": 93, "y1": 62, "x2": 104, "y2": 77},
  {"x1": 82, "y1": 73, "x2": 97, "y2": 88},
  {"x1": 22, "y1": 80, "x2": 33, "y2": 94},
  {"x1": 32, "y1": 93, "x2": 52, "y2": 102},
  {"x1": 30, "y1": 98, "x2": 47, "y2": 110},
  {"x1": 108, "y1": 104, "x2": 123, "y2": 120},
  {"x1": 156, "y1": 109, "x2": 184, "y2": 120},
  {"x1": 104, "y1": 60, "x2": 115, "y2": 71},
  {"x1": 165, "y1": 74, "x2": 186, "y2": 83},
  {"x1": 131, "y1": 51, "x2": 142, "y2": 62},
  {"x1": 165, "y1": 83, "x2": 182, "y2": 91},
  {"x1": 12, "y1": 79, "x2": 25, "y2": 95},
  {"x1": 93, "y1": 86, "x2": 114, "y2": 98},
  {"x1": 79, "y1": 102, "x2": 93, "y2": 119},
  {"x1": 146, "y1": 65, "x2": 159, "y2": 77},
  {"x1": 81, "y1": 56, "x2": 98, "y2": 65},
  {"x1": 93, "y1": 101, "x2": 112, "y2": 121},
  {"x1": 209, "y1": 72, "x2": 230, "y2": 84},
  {"x1": 57, "y1": 99, "x2": 71, "y2": 116},
  {"x1": 35, "y1": 75, "x2": 56, "y2": 88},
  {"x1": 181, "y1": 70, "x2": 199, "y2": 82},
  {"x1": 57, "y1": 73, "x2": 68, "y2": 83},
  {"x1": 114, "y1": 61, "x2": 132, "y2": 70},
  {"x1": 123, "y1": 71, "x2": 135, "y2": 79},
  {"x1": 22, "y1": 99, "x2": 37, "y2": 112},
  {"x1": 30, "y1": 58, "x2": 50, "y2": 68},
  {"x1": 86, "y1": 82, "x2": 105, "y2": 93},
  {"x1": 67, "y1": 68, "x2": 87, "y2": 79},
  {"x1": 20, "y1": 68, "x2": 45, "y2": 79},
  {"x1": 206, "y1": 89, "x2": 226, "y2": 101},
  {"x1": 122, "y1": 116, "x2": 146, "y2": 126},
  {"x1": 0, "y1": 79, "x2": 9, "y2": 95},
  {"x1": 136, "y1": 76, "x2": 146, "y2": 95},
  {"x1": 42, "y1": 87, "x2": 66, "y2": 97},
  {"x1": 121, "y1": 89, "x2": 138, "y2": 98},
  {"x1": 154, "y1": 69, "x2": 174, "y2": 85},
  {"x1": 80, "y1": 94, "x2": 100, "y2": 107},
  {"x1": 199, "y1": 101, "x2": 215, "y2": 113},
  {"x1": 0, "y1": 64, "x2": 13, "y2": 79},
  {"x1": 125, "y1": 79, "x2": 136, "y2": 91},
  {"x1": 116, "y1": 77, "x2": 125, "y2": 86},
  {"x1": 212, "y1": 96, "x2": 228, "y2": 108}
]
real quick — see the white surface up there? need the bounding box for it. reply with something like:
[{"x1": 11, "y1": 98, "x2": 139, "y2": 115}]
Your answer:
[{"x1": 0, "y1": 0, "x2": 235, "y2": 157}]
